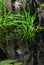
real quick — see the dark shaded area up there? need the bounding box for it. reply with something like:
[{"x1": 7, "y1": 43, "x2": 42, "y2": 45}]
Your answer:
[
  {"x1": 33, "y1": 44, "x2": 38, "y2": 65},
  {"x1": 11, "y1": 0, "x2": 16, "y2": 12},
  {"x1": 38, "y1": 0, "x2": 44, "y2": 3},
  {"x1": 0, "y1": 49, "x2": 8, "y2": 60}
]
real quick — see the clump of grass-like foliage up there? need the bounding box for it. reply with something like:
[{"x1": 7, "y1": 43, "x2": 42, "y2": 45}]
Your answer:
[
  {"x1": 0, "y1": 0, "x2": 44, "y2": 47},
  {"x1": 0, "y1": 0, "x2": 44, "y2": 65},
  {"x1": 13, "y1": 9, "x2": 44, "y2": 43}
]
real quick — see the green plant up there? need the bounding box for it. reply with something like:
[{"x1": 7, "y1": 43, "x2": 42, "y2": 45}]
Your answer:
[
  {"x1": 0, "y1": 0, "x2": 15, "y2": 46},
  {"x1": 6, "y1": 9, "x2": 43, "y2": 43},
  {"x1": 0, "y1": 59, "x2": 14, "y2": 65},
  {"x1": 0, "y1": 1, "x2": 44, "y2": 65},
  {"x1": 36, "y1": 0, "x2": 44, "y2": 6},
  {"x1": 0, "y1": 7, "x2": 44, "y2": 45},
  {"x1": 0, "y1": 0, "x2": 16, "y2": 57},
  {"x1": 0, "y1": 0, "x2": 3, "y2": 12},
  {"x1": 0, "y1": 59, "x2": 22, "y2": 65}
]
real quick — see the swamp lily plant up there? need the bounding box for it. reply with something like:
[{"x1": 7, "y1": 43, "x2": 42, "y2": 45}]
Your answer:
[
  {"x1": 6, "y1": 9, "x2": 44, "y2": 43},
  {"x1": 0, "y1": 0, "x2": 44, "y2": 65},
  {"x1": 0, "y1": 0, "x2": 44, "y2": 47},
  {"x1": 0, "y1": 7, "x2": 44, "y2": 44}
]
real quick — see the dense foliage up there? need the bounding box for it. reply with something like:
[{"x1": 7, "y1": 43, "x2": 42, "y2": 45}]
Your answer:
[
  {"x1": 0, "y1": 0, "x2": 44, "y2": 48},
  {"x1": 0, "y1": 0, "x2": 44, "y2": 65}
]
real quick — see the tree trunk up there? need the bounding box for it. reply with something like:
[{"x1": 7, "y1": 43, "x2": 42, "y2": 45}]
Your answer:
[{"x1": 4, "y1": 0, "x2": 12, "y2": 11}]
